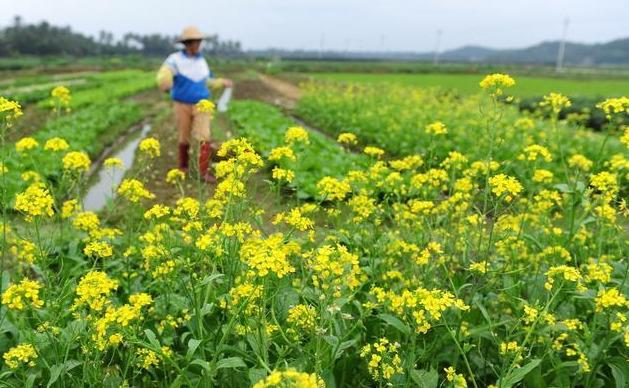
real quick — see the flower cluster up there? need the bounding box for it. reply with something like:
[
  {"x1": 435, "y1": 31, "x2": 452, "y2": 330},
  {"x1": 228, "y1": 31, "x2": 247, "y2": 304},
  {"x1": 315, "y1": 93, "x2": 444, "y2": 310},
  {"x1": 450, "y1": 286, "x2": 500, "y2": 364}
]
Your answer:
[
  {"x1": 14, "y1": 183, "x2": 55, "y2": 220},
  {"x1": 360, "y1": 338, "x2": 403, "y2": 383},
  {"x1": 50, "y1": 85, "x2": 71, "y2": 111},
  {"x1": 139, "y1": 137, "x2": 161, "y2": 158},
  {"x1": 253, "y1": 369, "x2": 324, "y2": 388},
  {"x1": 3, "y1": 344, "x2": 38, "y2": 369},
  {"x1": 2, "y1": 279, "x2": 44, "y2": 310},
  {"x1": 195, "y1": 98, "x2": 215, "y2": 114},
  {"x1": 0, "y1": 96, "x2": 23, "y2": 125},
  {"x1": 117, "y1": 178, "x2": 155, "y2": 202},
  {"x1": 479, "y1": 73, "x2": 516, "y2": 95},
  {"x1": 63, "y1": 151, "x2": 91, "y2": 172}
]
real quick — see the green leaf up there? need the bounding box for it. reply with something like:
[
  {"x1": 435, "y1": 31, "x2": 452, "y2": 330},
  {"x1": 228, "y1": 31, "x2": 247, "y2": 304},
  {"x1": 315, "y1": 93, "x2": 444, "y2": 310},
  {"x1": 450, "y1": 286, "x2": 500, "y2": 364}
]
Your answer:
[
  {"x1": 199, "y1": 273, "x2": 224, "y2": 286},
  {"x1": 189, "y1": 359, "x2": 211, "y2": 372},
  {"x1": 379, "y1": 313, "x2": 411, "y2": 336},
  {"x1": 608, "y1": 357, "x2": 628, "y2": 388},
  {"x1": 410, "y1": 368, "x2": 439, "y2": 388},
  {"x1": 249, "y1": 368, "x2": 267, "y2": 385},
  {"x1": 334, "y1": 339, "x2": 357, "y2": 360},
  {"x1": 26, "y1": 371, "x2": 39, "y2": 388},
  {"x1": 498, "y1": 359, "x2": 541, "y2": 388},
  {"x1": 47, "y1": 364, "x2": 64, "y2": 388},
  {"x1": 216, "y1": 356, "x2": 246, "y2": 370},
  {"x1": 144, "y1": 329, "x2": 161, "y2": 348},
  {"x1": 169, "y1": 375, "x2": 184, "y2": 388},
  {"x1": 186, "y1": 338, "x2": 202, "y2": 359},
  {"x1": 47, "y1": 360, "x2": 81, "y2": 388}
]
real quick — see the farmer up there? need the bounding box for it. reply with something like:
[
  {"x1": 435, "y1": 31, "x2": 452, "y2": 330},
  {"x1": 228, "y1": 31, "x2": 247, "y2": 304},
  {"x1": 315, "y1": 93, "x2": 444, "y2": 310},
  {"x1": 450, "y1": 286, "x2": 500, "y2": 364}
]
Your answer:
[{"x1": 157, "y1": 26, "x2": 232, "y2": 183}]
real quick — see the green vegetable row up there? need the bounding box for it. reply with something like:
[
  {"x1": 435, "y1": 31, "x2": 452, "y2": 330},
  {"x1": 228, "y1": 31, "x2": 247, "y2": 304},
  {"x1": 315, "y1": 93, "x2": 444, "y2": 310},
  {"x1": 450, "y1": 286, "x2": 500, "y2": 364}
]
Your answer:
[{"x1": 228, "y1": 100, "x2": 367, "y2": 198}]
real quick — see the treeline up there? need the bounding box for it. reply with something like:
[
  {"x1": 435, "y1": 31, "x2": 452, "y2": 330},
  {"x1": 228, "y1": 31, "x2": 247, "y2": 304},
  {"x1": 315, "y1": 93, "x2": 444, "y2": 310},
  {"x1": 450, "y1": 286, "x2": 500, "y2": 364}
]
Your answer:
[{"x1": 0, "y1": 16, "x2": 243, "y2": 57}]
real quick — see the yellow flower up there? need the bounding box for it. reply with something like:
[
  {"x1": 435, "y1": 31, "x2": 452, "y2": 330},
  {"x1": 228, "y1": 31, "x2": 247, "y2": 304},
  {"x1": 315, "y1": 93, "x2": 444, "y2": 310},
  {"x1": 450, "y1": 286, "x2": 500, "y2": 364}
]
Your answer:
[
  {"x1": 0, "y1": 96, "x2": 23, "y2": 125},
  {"x1": 62, "y1": 151, "x2": 91, "y2": 172},
  {"x1": 518, "y1": 144, "x2": 553, "y2": 162},
  {"x1": 72, "y1": 271, "x2": 118, "y2": 312},
  {"x1": 444, "y1": 366, "x2": 468, "y2": 388},
  {"x1": 1, "y1": 279, "x2": 44, "y2": 310},
  {"x1": 196, "y1": 98, "x2": 215, "y2": 114},
  {"x1": 568, "y1": 154, "x2": 593, "y2": 171},
  {"x1": 499, "y1": 341, "x2": 522, "y2": 355},
  {"x1": 14, "y1": 183, "x2": 55, "y2": 220},
  {"x1": 540, "y1": 92, "x2": 572, "y2": 114},
  {"x1": 391, "y1": 155, "x2": 423, "y2": 171},
  {"x1": 83, "y1": 240, "x2": 114, "y2": 258},
  {"x1": 166, "y1": 168, "x2": 186, "y2": 184},
  {"x1": 15, "y1": 137, "x2": 39, "y2": 154},
  {"x1": 488, "y1": 174, "x2": 522, "y2": 202},
  {"x1": 50, "y1": 86, "x2": 71, "y2": 111},
  {"x1": 595, "y1": 288, "x2": 628, "y2": 312},
  {"x1": 44, "y1": 137, "x2": 69, "y2": 151},
  {"x1": 544, "y1": 265, "x2": 584, "y2": 291},
  {"x1": 363, "y1": 146, "x2": 385, "y2": 158},
  {"x1": 272, "y1": 167, "x2": 295, "y2": 183},
  {"x1": 590, "y1": 171, "x2": 618, "y2": 200},
  {"x1": 20, "y1": 171, "x2": 41, "y2": 183},
  {"x1": 348, "y1": 193, "x2": 376, "y2": 222},
  {"x1": 139, "y1": 137, "x2": 161, "y2": 158},
  {"x1": 3, "y1": 344, "x2": 37, "y2": 369},
  {"x1": 144, "y1": 204, "x2": 171, "y2": 219},
  {"x1": 136, "y1": 348, "x2": 161, "y2": 370},
  {"x1": 337, "y1": 132, "x2": 358, "y2": 145},
  {"x1": 253, "y1": 369, "x2": 324, "y2": 388},
  {"x1": 597, "y1": 97, "x2": 629, "y2": 119},
  {"x1": 73, "y1": 211, "x2": 100, "y2": 231},
  {"x1": 479, "y1": 73, "x2": 515, "y2": 95},
  {"x1": 360, "y1": 338, "x2": 403, "y2": 383},
  {"x1": 108, "y1": 333, "x2": 123, "y2": 347},
  {"x1": 104, "y1": 157, "x2": 123, "y2": 169},
  {"x1": 286, "y1": 304, "x2": 317, "y2": 337},
  {"x1": 273, "y1": 204, "x2": 316, "y2": 231},
  {"x1": 268, "y1": 146, "x2": 296, "y2": 161},
  {"x1": 285, "y1": 126, "x2": 310, "y2": 144},
  {"x1": 425, "y1": 121, "x2": 448, "y2": 135},
  {"x1": 117, "y1": 179, "x2": 155, "y2": 203},
  {"x1": 533, "y1": 169, "x2": 554, "y2": 183},
  {"x1": 10, "y1": 238, "x2": 37, "y2": 264},
  {"x1": 316, "y1": 176, "x2": 351, "y2": 201},
  {"x1": 239, "y1": 233, "x2": 297, "y2": 278}
]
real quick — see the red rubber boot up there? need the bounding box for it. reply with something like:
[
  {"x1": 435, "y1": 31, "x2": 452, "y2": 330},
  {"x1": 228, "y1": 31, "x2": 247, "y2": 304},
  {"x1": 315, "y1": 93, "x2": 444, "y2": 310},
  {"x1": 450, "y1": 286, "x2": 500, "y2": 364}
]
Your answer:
[
  {"x1": 178, "y1": 143, "x2": 190, "y2": 173},
  {"x1": 199, "y1": 141, "x2": 216, "y2": 184}
]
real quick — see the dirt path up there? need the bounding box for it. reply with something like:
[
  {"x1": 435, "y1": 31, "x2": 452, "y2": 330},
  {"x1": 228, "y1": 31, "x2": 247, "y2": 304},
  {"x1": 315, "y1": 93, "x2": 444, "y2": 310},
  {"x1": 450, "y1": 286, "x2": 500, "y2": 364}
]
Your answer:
[{"x1": 234, "y1": 74, "x2": 301, "y2": 110}]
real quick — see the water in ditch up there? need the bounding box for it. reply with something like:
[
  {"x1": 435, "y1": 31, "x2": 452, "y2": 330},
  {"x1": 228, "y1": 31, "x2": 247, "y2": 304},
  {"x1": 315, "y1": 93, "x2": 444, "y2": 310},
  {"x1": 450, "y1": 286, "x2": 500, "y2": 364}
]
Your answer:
[{"x1": 83, "y1": 123, "x2": 152, "y2": 211}]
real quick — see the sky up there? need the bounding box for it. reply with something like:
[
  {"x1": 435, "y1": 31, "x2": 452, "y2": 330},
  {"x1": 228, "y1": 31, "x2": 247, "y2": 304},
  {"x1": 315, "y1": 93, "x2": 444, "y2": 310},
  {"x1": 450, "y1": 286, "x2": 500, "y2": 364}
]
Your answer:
[{"x1": 1, "y1": 0, "x2": 627, "y2": 52}]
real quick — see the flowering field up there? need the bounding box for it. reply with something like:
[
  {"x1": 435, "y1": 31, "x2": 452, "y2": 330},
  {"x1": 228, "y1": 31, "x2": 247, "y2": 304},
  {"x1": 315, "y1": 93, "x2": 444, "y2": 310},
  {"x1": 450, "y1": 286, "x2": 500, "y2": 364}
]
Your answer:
[{"x1": 0, "y1": 73, "x2": 628, "y2": 387}]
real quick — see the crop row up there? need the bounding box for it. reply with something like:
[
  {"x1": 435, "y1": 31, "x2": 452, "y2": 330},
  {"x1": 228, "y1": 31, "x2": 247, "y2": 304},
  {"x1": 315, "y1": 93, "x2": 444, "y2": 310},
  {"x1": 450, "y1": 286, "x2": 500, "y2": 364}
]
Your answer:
[
  {"x1": 228, "y1": 100, "x2": 367, "y2": 198},
  {"x1": 295, "y1": 82, "x2": 628, "y2": 192}
]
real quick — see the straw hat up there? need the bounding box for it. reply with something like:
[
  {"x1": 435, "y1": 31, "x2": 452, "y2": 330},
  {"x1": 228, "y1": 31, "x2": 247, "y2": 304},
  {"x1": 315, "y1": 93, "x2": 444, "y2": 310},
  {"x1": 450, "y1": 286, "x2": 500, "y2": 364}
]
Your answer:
[{"x1": 178, "y1": 26, "x2": 206, "y2": 42}]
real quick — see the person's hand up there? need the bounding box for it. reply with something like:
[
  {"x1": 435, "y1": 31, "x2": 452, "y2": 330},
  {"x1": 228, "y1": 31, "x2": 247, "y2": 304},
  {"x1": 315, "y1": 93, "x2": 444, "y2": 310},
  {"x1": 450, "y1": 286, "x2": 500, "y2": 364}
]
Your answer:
[{"x1": 222, "y1": 78, "x2": 233, "y2": 88}]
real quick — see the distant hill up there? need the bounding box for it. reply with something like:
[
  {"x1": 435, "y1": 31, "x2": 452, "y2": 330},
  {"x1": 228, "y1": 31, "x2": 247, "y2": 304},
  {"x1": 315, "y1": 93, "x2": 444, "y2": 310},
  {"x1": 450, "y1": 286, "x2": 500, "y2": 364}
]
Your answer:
[
  {"x1": 250, "y1": 37, "x2": 629, "y2": 67},
  {"x1": 439, "y1": 38, "x2": 629, "y2": 66}
]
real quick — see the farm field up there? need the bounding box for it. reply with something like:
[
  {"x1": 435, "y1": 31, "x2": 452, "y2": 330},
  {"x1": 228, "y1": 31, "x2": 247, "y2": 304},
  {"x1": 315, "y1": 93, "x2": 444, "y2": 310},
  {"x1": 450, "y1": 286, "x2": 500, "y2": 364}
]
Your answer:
[
  {"x1": 0, "y1": 68, "x2": 628, "y2": 388},
  {"x1": 311, "y1": 72, "x2": 629, "y2": 98}
]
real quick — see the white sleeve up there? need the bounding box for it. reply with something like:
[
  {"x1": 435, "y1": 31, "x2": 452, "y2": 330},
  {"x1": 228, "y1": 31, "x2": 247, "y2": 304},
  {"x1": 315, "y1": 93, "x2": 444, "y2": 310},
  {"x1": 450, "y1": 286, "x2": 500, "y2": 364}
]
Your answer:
[{"x1": 163, "y1": 53, "x2": 179, "y2": 75}]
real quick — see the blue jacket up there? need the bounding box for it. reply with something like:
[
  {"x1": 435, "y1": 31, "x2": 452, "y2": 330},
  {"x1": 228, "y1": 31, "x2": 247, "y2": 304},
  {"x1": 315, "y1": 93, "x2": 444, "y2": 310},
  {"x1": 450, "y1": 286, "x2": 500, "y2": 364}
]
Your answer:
[{"x1": 163, "y1": 50, "x2": 213, "y2": 104}]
